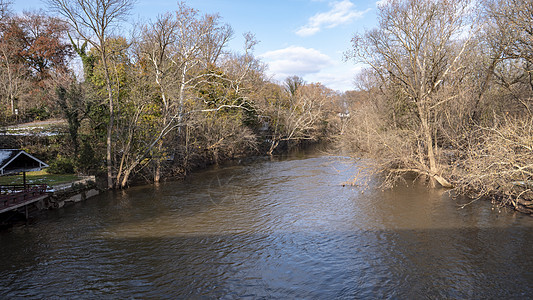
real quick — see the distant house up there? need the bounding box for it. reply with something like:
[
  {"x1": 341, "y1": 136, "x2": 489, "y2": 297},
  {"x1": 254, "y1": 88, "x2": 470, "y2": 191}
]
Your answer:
[{"x1": 0, "y1": 149, "x2": 49, "y2": 176}]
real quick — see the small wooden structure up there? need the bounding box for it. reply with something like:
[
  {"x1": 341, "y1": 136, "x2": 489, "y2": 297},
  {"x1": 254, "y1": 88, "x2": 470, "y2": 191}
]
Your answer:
[
  {"x1": 0, "y1": 149, "x2": 49, "y2": 176},
  {"x1": 0, "y1": 149, "x2": 49, "y2": 219}
]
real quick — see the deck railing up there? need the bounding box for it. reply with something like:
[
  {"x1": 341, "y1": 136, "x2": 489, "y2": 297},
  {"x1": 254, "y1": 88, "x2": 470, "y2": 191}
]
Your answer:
[{"x1": 0, "y1": 184, "x2": 49, "y2": 208}]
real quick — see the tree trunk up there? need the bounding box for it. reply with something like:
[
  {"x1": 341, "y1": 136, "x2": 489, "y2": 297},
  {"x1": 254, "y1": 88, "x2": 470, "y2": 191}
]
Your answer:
[
  {"x1": 154, "y1": 141, "x2": 163, "y2": 183},
  {"x1": 268, "y1": 139, "x2": 279, "y2": 155},
  {"x1": 120, "y1": 166, "x2": 134, "y2": 189},
  {"x1": 102, "y1": 53, "x2": 115, "y2": 189},
  {"x1": 178, "y1": 66, "x2": 187, "y2": 134},
  {"x1": 9, "y1": 94, "x2": 14, "y2": 115},
  {"x1": 420, "y1": 103, "x2": 439, "y2": 187}
]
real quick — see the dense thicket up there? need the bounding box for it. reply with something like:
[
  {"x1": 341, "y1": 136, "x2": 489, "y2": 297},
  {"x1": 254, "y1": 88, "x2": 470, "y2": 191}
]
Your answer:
[
  {"x1": 343, "y1": 0, "x2": 533, "y2": 211},
  {"x1": 0, "y1": 0, "x2": 342, "y2": 188}
]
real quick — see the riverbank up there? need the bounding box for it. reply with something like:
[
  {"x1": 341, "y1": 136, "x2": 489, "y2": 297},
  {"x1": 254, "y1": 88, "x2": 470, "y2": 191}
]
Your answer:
[
  {"x1": 338, "y1": 111, "x2": 533, "y2": 216},
  {"x1": 0, "y1": 141, "x2": 330, "y2": 229}
]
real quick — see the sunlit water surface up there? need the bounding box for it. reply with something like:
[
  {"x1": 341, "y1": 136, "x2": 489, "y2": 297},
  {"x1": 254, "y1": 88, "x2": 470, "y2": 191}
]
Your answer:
[{"x1": 2, "y1": 154, "x2": 533, "y2": 298}]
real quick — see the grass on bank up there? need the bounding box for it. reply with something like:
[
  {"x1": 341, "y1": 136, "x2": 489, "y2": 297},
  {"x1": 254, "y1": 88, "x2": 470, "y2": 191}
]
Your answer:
[{"x1": 0, "y1": 170, "x2": 80, "y2": 186}]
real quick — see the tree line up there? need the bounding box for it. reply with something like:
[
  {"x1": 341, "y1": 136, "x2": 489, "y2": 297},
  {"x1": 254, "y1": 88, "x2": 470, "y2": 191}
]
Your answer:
[
  {"x1": 343, "y1": 0, "x2": 533, "y2": 211},
  {"x1": 0, "y1": 0, "x2": 343, "y2": 188},
  {"x1": 5, "y1": 0, "x2": 529, "y2": 209}
]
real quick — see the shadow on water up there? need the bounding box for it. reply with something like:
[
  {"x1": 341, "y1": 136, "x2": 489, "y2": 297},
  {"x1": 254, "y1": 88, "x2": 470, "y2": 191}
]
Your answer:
[
  {"x1": 1, "y1": 154, "x2": 533, "y2": 299},
  {"x1": 2, "y1": 227, "x2": 532, "y2": 299}
]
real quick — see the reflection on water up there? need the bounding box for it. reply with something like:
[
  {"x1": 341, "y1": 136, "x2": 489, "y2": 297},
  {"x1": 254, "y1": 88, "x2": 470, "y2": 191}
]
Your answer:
[{"x1": 1, "y1": 155, "x2": 533, "y2": 298}]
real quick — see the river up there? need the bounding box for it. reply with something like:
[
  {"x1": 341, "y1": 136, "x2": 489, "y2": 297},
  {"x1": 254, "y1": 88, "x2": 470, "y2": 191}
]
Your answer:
[{"x1": 1, "y1": 153, "x2": 533, "y2": 298}]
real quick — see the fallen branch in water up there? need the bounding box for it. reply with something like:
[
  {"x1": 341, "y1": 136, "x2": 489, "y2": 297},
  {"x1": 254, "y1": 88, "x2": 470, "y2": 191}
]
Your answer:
[
  {"x1": 458, "y1": 196, "x2": 482, "y2": 209},
  {"x1": 392, "y1": 168, "x2": 453, "y2": 188}
]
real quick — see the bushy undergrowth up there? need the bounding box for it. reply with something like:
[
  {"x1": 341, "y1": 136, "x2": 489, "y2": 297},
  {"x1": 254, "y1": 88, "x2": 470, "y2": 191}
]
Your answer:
[{"x1": 47, "y1": 156, "x2": 75, "y2": 174}]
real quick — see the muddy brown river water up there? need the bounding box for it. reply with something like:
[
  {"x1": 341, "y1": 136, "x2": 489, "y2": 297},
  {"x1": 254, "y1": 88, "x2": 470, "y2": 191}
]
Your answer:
[{"x1": 1, "y1": 154, "x2": 533, "y2": 298}]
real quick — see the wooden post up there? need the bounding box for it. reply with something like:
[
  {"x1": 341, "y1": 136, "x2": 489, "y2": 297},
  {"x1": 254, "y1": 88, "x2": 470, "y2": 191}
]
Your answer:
[{"x1": 23, "y1": 171, "x2": 27, "y2": 191}]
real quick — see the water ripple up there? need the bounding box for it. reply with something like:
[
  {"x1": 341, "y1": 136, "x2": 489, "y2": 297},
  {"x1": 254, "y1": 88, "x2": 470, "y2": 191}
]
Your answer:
[{"x1": 2, "y1": 155, "x2": 533, "y2": 298}]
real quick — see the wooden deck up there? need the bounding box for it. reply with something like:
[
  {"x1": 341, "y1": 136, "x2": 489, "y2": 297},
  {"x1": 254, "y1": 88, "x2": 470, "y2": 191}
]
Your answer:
[{"x1": 0, "y1": 185, "x2": 49, "y2": 214}]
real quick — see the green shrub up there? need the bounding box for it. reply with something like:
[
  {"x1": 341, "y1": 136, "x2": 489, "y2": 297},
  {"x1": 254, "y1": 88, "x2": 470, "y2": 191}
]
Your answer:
[
  {"x1": 77, "y1": 140, "x2": 100, "y2": 173},
  {"x1": 47, "y1": 156, "x2": 75, "y2": 174},
  {"x1": 25, "y1": 107, "x2": 51, "y2": 121}
]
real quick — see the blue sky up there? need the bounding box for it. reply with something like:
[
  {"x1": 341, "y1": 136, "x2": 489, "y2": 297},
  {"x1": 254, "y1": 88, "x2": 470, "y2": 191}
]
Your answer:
[{"x1": 12, "y1": 0, "x2": 383, "y2": 92}]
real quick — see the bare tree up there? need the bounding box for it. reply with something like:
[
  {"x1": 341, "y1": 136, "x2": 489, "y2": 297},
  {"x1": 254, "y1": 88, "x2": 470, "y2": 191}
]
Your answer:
[
  {"x1": 284, "y1": 75, "x2": 304, "y2": 98},
  {"x1": 445, "y1": 0, "x2": 533, "y2": 210},
  {"x1": 0, "y1": 13, "x2": 30, "y2": 117},
  {"x1": 47, "y1": 0, "x2": 134, "y2": 189},
  {"x1": 487, "y1": 0, "x2": 533, "y2": 65},
  {"x1": 137, "y1": 4, "x2": 234, "y2": 183},
  {"x1": 0, "y1": 49, "x2": 29, "y2": 116},
  {"x1": 0, "y1": 0, "x2": 10, "y2": 21},
  {"x1": 484, "y1": 0, "x2": 533, "y2": 114},
  {"x1": 112, "y1": 4, "x2": 262, "y2": 187},
  {"x1": 265, "y1": 82, "x2": 333, "y2": 154},
  {"x1": 345, "y1": 0, "x2": 477, "y2": 187},
  {"x1": 137, "y1": 13, "x2": 179, "y2": 182}
]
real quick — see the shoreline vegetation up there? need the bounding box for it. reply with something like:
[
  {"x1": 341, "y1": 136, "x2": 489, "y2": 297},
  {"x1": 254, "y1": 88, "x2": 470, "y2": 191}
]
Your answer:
[
  {"x1": 0, "y1": 0, "x2": 532, "y2": 214},
  {"x1": 0, "y1": 0, "x2": 343, "y2": 190},
  {"x1": 341, "y1": 0, "x2": 533, "y2": 213}
]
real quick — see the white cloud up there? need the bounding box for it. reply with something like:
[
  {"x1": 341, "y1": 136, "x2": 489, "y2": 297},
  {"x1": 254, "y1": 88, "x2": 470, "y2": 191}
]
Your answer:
[
  {"x1": 260, "y1": 46, "x2": 361, "y2": 92},
  {"x1": 296, "y1": 0, "x2": 369, "y2": 37},
  {"x1": 260, "y1": 46, "x2": 333, "y2": 78},
  {"x1": 306, "y1": 64, "x2": 363, "y2": 92},
  {"x1": 376, "y1": 0, "x2": 391, "y2": 7}
]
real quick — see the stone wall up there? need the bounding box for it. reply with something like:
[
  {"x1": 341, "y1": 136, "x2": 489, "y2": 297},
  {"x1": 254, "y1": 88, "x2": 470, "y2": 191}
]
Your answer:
[{"x1": 46, "y1": 176, "x2": 101, "y2": 209}]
